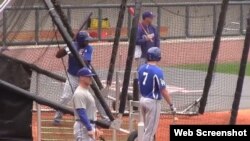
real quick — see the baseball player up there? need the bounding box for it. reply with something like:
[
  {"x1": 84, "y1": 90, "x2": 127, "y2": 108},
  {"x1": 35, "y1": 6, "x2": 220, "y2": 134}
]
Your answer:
[
  {"x1": 53, "y1": 31, "x2": 106, "y2": 125},
  {"x1": 136, "y1": 11, "x2": 160, "y2": 67},
  {"x1": 138, "y1": 47, "x2": 175, "y2": 141},
  {"x1": 73, "y1": 67, "x2": 100, "y2": 141}
]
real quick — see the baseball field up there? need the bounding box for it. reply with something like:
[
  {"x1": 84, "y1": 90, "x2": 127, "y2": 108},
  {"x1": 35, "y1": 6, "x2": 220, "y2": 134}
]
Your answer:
[
  {"x1": 3, "y1": 37, "x2": 249, "y2": 140},
  {"x1": 1, "y1": 1, "x2": 250, "y2": 140}
]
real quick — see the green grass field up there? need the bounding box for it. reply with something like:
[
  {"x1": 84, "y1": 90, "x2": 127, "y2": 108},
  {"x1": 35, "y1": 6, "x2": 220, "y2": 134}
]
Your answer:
[{"x1": 177, "y1": 62, "x2": 250, "y2": 76}]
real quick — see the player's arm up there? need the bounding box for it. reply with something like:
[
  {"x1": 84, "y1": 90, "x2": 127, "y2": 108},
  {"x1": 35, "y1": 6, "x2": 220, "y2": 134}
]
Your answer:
[
  {"x1": 56, "y1": 47, "x2": 71, "y2": 58},
  {"x1": 157, "y1": 70, "x2": 175, "y2": 111},
  {"x1": 73, "y1": 94, "x2": 94, "y2": 132},
  {"x1": 136, "y1": 28, "x2": 148, "y2": 45},
  {"x1": 76, "y1": 108, "x2": 93, "y2": 131},
  {"x1": 161, "y1": 88, "x2": 172, "y2": 106}
]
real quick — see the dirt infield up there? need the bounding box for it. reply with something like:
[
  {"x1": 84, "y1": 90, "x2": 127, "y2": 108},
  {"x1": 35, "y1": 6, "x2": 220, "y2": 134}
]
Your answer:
[{"x1": 32, "y1": 109, "x2": 250, "y2": 141}]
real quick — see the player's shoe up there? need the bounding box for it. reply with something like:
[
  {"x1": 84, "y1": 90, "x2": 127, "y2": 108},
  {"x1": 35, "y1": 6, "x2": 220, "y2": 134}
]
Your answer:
[
  {"x1": 53, "y1": 111, "x2": 63, "y2": 126},
  {"x1": 52, "y1": 119, "x2": 61, "y2": 126},
  {"x1": 101, "y1": 115, "x2": 110, "y2": 122}
]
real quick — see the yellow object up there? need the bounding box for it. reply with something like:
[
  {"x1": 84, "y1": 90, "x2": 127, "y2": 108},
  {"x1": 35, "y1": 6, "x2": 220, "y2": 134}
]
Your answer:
[{"x1": 90, "y1": 18, "x2": 110, "y2": 29}]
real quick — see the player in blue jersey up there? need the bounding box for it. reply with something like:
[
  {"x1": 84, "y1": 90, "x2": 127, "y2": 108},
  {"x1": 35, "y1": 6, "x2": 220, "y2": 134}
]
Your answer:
[
  {"x1": 138, "y1": 47, "x2": 176, "y2": 141},
  {"x1": 53, "y1": 31, "x2": 108, "y2": 125}
]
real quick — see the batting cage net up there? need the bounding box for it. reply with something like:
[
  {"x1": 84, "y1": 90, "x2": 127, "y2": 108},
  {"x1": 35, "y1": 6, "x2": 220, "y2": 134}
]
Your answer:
[{"x1": 0, "y1": 0, "x2": 250, "y2": 141}]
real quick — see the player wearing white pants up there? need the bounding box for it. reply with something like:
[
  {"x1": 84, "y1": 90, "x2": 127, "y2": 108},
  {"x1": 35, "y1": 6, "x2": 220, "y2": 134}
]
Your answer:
[{"x1": 138, "y1": 47, "x2": 176, "y2": 141}]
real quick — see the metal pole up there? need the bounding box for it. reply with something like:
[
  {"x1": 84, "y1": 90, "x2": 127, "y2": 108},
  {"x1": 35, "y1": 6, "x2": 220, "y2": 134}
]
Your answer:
[
  {"x1": 112, "y1": 129, "x2": 117, "y2": 141},
  {"x1": 35, "y1": 73, "x2": 41, "y2": 141},
  {"x1": 0, "y1": 54, "x2": 66, "y2": 82},
  {"x1": 157, "y1": 6, "x2": 161, "y2": 38},
  {"x1": 67, "y1": 8, "x2": 71, "y2": 26},
  {"x1": 35, "y1": 8, "x2": 39, "y2": 44},
  {"x1": 115, "y1": 71, "x2": 120, "y2": 113},
  {"x1": 240, "y1": 4, "x2": 244, "y2": 35},
  {"x1": 185, "y1": 6, "x2": 190, "y2": 38},
  {"x1": 199, "y1": 0, "x2": 230, "y2": 114},
  {"x1": 128, "y1": 10, "x2": 132, "y2": 38},
  {"x1": 213, "y1": 4, "x2": 217, "y2": 35},
  {"x1": 3, "y1": 9, "x2": 7, "y2": 46},
  {"x1": 119, "y1": 0, "x2": 142, "y2": 114},
  {"x1": 229, "y1": 10, "x2": 250, "y2": 125},
  {"x1": 106, "y1": 0, "x2": 129, "y2": 87},
  {"x1": 98, "y1": 8, "x2": 102, "y2": 41}
]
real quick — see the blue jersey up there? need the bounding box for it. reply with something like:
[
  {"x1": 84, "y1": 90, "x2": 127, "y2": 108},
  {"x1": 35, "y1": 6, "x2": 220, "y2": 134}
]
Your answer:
[
  {"x1": 136, "y1": 24, "x2": 160, "y2": 58},
  {"x1": 67, "y1": 42, "x2": 93, "y2": 76},
  {"x1": 138, "y1": 64, "x2": 166, "y2": 100}
]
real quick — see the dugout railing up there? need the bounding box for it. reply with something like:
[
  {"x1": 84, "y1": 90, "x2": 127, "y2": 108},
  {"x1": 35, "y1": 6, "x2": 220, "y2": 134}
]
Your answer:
[{"x1": 1, "y1": 1, "x2": 250, "y2": 46}]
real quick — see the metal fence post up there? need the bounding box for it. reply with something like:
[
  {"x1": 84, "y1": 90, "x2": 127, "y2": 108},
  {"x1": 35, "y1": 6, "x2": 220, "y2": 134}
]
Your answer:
[
  {"x1": 115, "y1": 71, "x2": 120, "y2": 113},
  {"x1": 213, "y1": 4, "x2": 217, "y2": 35},
  {"x1": 127, "y1": 10, "x2": 132, "y2": 38},
  {"x1": 98, "y1": 8, "x2": 102, "y2": 40},
  {"x1": 157, "y1": 6, "x2": 161, "y2": 39},
  {"x1": 185, "y1": 6, "x2": 190, "y2": 38},
  {"x1": 3, "y1": 9, "x2": 7, "y2": 46},
  {"x1": 112, "y1": 71, "x2": 121, "y2": 141},
  {"x1": 35, "y1": 72, "x2": 41, "y2": 141},
  {"x1": 240, "y1": 4, "x2": 244, "y2": 35},
  {"x1": 35, "y1": 8, "x2": 39, "y2": 44},
  {"x1": 67, "y1": 7, "x2": 71, "y2": 26}
]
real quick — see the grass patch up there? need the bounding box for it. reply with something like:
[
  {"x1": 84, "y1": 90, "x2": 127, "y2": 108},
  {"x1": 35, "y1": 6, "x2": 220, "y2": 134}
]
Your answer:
[{"x1": 176, "y1": 62, "x2": 250, "y2": 76}]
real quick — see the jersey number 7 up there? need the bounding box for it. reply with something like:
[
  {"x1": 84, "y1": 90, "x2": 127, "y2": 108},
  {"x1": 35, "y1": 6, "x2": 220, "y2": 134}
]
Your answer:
[{"x1": 143, "y1": 72, "x2": 148, "y2": 85}]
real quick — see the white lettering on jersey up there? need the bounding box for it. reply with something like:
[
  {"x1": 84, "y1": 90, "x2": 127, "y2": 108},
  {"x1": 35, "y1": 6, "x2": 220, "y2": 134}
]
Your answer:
[
  {"x1": 160, "y1": 79, "x2": 166, "y2": 86},
  {"x1": 143, "y1": 72, "x2": 148, "y2": 85}
]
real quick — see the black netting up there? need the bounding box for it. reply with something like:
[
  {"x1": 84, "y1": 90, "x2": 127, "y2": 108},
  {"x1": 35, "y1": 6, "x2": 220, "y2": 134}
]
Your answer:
[{"x1": 0, "y1": 0, "x2": 250, "y2": 141}]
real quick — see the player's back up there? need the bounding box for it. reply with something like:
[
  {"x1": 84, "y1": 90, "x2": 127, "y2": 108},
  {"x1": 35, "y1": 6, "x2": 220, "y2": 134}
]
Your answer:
[{"x1": 138, "y1": 64, "x2": 165, "y2": 100}]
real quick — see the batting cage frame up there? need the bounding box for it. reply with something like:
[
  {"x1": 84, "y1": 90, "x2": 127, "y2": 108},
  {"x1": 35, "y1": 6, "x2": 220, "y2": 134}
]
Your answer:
[{"x1": 0, "y1": 0, "x2": 250, "y2": 141}]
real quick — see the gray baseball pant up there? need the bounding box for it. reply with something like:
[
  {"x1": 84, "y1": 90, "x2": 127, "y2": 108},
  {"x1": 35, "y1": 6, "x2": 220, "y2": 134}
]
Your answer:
[{"x1": 140, "y1": 97, "x2": 161, "y2": 141}]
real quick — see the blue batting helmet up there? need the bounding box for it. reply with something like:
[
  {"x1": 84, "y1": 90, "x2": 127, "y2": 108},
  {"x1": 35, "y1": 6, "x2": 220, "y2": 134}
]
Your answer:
[
  {"x1": 147, "y1": 47, "x2": 161, "y2": 61},
  {"x1": 76, "y1": 31, "x2": 92, "y2": 43}
]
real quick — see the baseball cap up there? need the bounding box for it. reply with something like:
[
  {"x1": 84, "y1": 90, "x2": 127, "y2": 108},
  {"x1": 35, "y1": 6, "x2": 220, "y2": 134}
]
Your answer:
[
  {"x1": 77, "y1": 31, "x2": 92, "y2": 43},
  {"x1": 77, "y1": 67, "x2": 96, "y2": 77},
  {"x1": 142, "y1": 11, "x2": 155, "y2": 20}
]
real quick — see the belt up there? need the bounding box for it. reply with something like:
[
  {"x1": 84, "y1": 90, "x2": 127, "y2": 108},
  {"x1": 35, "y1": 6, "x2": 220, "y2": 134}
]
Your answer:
[{"x1": 75, "y1": 119, "x2": 96, "y2": 125}]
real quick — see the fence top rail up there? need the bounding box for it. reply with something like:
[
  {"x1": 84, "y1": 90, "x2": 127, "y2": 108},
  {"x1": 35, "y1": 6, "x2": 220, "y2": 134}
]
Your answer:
[{"x1": 5, "y1": 1, "x2": 250, "y2": 10}]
